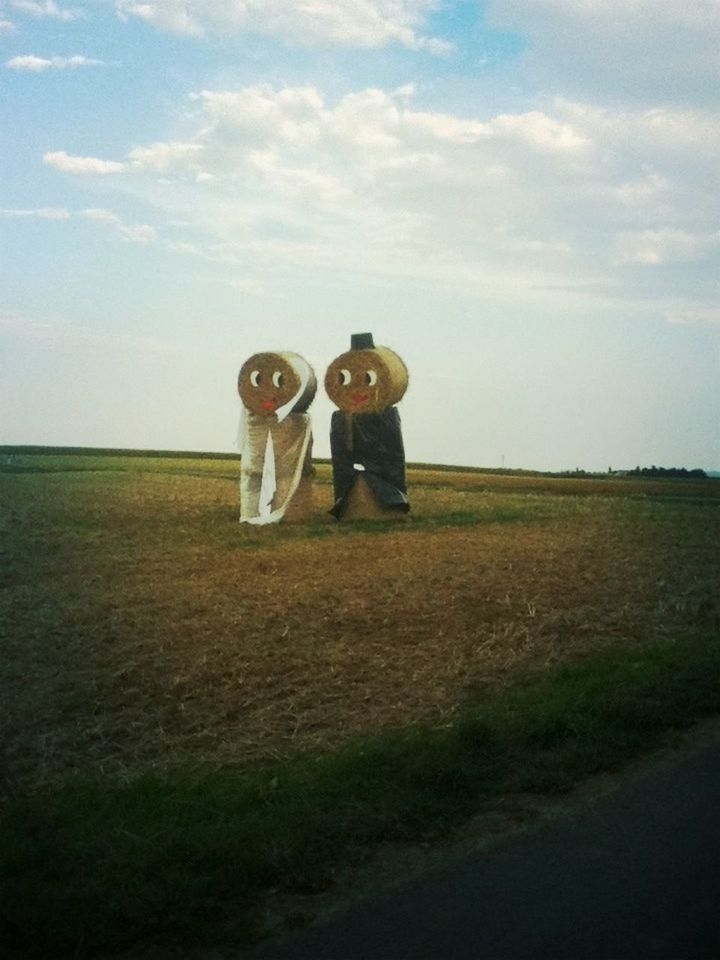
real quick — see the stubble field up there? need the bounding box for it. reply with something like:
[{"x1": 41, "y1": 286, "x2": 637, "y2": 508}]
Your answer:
[{"x1": 2, "y1": 451, "x2": 718, "y2": 795}]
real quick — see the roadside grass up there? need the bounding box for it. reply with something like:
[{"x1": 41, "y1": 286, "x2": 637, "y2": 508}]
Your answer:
[{"x1": 2, "y1": 632, "x2": 719, "y2": 960}]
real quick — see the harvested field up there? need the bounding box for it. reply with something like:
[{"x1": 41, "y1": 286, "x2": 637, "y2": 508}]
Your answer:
[{"x1": 1, "y1": 453, "x2": 719, "y2": 794}]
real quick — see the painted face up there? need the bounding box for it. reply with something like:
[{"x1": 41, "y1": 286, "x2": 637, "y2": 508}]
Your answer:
[
  {"x1": 324, "y1": 346, "x2": 407, "y2": 413},
  {"x1": 238, "y1": 353, "x2": 302, "y2": 416}
]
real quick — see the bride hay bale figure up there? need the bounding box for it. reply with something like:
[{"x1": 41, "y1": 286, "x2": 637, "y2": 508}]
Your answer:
[
  {"x1": 237, "y1": 351, "x2": 316, "y2": 524},
  {"x1": 325, "y1": 332, "x2": 409, "y2": 521}
]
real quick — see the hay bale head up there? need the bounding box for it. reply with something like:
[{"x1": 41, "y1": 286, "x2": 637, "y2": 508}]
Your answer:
[
  {"x1": 324, "y1": 333, "x2": 408, "y2": 415},
  {"x1": 237, "y1": 351, "x2": 316, "y2": 525},
  {"x1": 238, "y1": 351, "x2": 316, "y2": 416}
]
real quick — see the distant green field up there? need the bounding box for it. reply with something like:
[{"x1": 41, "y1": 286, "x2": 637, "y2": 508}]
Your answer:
[{"x1": 1, "y1": 449, "x2": 718, "y2": 958}]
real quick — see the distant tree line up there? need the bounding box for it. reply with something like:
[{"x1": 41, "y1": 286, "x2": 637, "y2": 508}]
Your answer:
[{"x1": 628, "y1": 466, "x2": 707, "y2": 479}]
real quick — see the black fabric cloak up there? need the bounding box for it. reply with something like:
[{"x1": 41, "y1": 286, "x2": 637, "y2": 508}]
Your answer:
[{"x1": 329, "y1": 407, "x2": 410, "y2": 517}]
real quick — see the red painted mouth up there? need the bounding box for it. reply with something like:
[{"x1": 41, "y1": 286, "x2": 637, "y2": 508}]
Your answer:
[
  {"x1": 261, "y1": 399, "x2": 276, "y2": 411},
  {"x1": 353, "y1": 393, "x2": 369, "y2": 406}
]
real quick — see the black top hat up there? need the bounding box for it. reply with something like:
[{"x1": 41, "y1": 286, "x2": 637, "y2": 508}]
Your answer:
[{"x1": 351, "y1": 332, "x2": 375, "y2": 350}]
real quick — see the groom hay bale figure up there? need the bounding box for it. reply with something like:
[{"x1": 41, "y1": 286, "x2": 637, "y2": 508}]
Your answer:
[{"x1": 325, "y1": 333, "x2": 409, "y2": 520}]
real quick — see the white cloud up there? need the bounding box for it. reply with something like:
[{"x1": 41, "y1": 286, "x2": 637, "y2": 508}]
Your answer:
[
  {"x1": 43, "y1": 150, "x2": 126, "y2": 174},
  {"x1": 665, "y1": 306, "x2": 720, "y2": 326},
  {"x1": 612, "y1": 170, "x2": 671, "y2": 206},
  {"x1": 488, "y1": 111, "x2": 591, "y2": 155},
  {"x1": 1, "y1": 206, "x2": 71, "y2": 219},
  {"x1": 118, "y1": 223, "x2": 156, "y2": 244},
  {"x1": 127, "y1": 141, "x2": 204, "y2": 171},
  {"x1": 1, "y1": 204, "x2": 157, "y2": 244},
  {"x1": 114, "y1": 0, "x2": 204, "y2": 36},
  {"x1": 81, "y1": 207, "x2": 156, "y2": 244},
  {"x1": 615, "y1": 229, "x2": 720, "y2": 266},
  {"x1": 8, "y1": 56, "x2": 57, "y2": 72},
  {"x1": 557, "y1": 101, "x2": 720, "y2": 155},
  {"x1": 9, "y1": 0, "x2": 80, "y2": 21},
  {"x1": 165, "y1": 239, "x2": 204, "y2": 257},
  {"x1": 114, "y1": 0, "x2": 451, "y2": 52},
  {"x1": 0, "y1": 310, "x2": 204, "y2": 360},
  {"x1": 0, "y1": 18, "x2": 16, "y2": 31},
  {"x1": 192, "y1": 83, "x2": 593, "y2": 159},
  {"x1": 6, "y1": 55, "x2": 104, "y2": 71},
  {"x1": 505, "y1": 0, "x2": 717, "y2": 28},
  {"x1": 246, "y1": 147, "x2": 349, "y2": 202},
  {"x1": 485, "y1": 0, "x2": 720, "y2": 104},
  {"x1": 43, "y1": 142, "x2": 208, "y2": 177},
  {"x1": 42, "y1": 84, "x2": 720, "y2": 318},
  {"x1": 81, "y1": 207, "x2": 123, "y2": 223}
]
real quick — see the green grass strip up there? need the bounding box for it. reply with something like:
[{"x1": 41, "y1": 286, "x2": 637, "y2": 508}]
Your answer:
[{"x1": 2, "y1": 633, "x2": 719, "y2": 959}]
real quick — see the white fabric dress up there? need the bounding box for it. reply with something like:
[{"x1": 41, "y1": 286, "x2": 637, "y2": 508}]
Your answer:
[{"x1": 238, "y1": 357, "x2": 313, "y2": 525}]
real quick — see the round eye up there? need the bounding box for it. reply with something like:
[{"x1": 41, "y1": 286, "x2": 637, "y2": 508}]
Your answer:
[
  {"x1": 339, "y1": 369, "x2": 351, "y2": 386},
  {"x1": 365, "y1": 370, "x2": 378, "y2": 386},
  {"x1": 272, "y1": 370, "x2": 284, "y2": 389},
  {"x1": 250, "y1": 370, "x2": 261, "y2": 387}
]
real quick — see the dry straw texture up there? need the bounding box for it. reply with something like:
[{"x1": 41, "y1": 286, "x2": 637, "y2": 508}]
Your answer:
[
  {"x1": 2, "y1": 455, "x2": 718, "y2": 792},
  {"x1": 240, "y1": 414, "x2": 313, "y2": 522},
  {"x1": 281, "y1": 472, "x2": 314, "y2": 522},
  {"x1": 238, "y1": 351, "x2": 316, "y2": 415},
  {"x1": 325, "y1": 346, "x2": 408, "y2": 412},
  {"x1": 337, "y1": 473, "x2": 405, "y2": 521}
]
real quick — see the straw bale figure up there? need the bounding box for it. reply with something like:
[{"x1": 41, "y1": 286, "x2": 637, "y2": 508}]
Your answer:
[
  {"x1": 325, "y1": 333, "x2": 409, "y2": 520},
  {"x1": 237, "y1": 351, "x2": 316, "y2": 524}
]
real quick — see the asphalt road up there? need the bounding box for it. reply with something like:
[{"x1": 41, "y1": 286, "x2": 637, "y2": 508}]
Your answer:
[{"x1": 253, "y1": 725, "x2": 720, "y2": 960}]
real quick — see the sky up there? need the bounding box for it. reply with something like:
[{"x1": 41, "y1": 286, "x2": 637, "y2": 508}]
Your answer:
[{"x1": 1, "y1": 0, "x2": 719, "y2": 472}]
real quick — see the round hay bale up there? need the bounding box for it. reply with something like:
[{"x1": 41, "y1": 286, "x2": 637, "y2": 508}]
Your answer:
[
  {"x1": 338, "y1": 474, "x2": 407, "y2": 521},
  {"x1": 325, "y1": 344, "x2": 408, "y2": 413},
  {"x1": 238, "y1": 352, "x2": 316, "y2": 417},
  {"x1": 282, "y1": 473, "x2": 314, "y2": 522}
]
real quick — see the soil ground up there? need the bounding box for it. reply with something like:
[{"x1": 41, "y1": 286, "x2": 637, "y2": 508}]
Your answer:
[{"x1": 2, "y1": 456, "x2": 718, "y2": 793}]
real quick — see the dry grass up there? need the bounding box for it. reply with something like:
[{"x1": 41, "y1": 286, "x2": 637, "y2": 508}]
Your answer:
[{"x1": 1, "y1": 455, "x2": 718, "y2": 793}]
